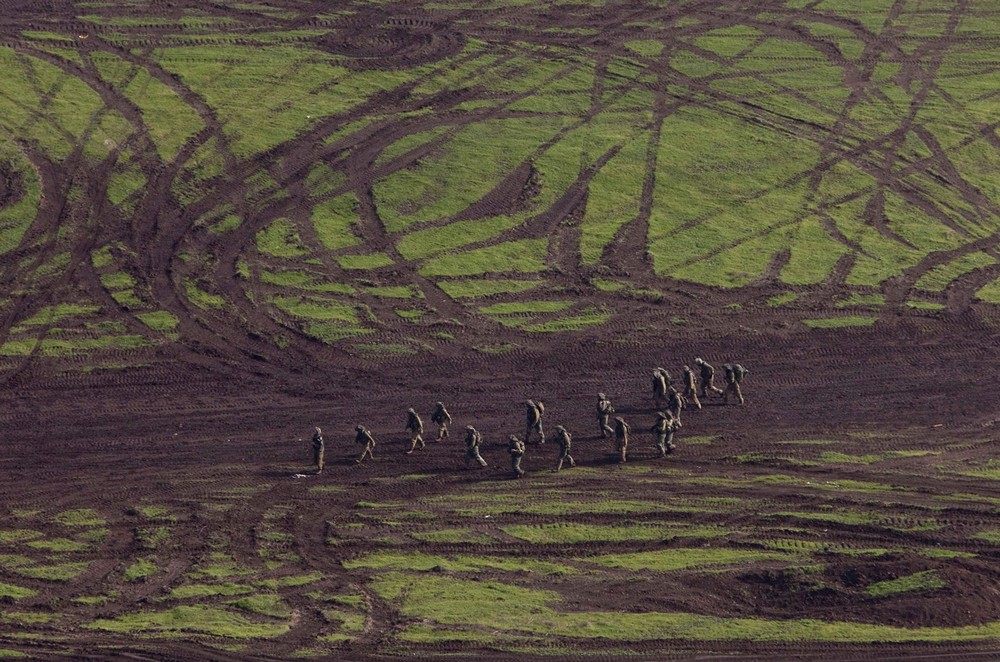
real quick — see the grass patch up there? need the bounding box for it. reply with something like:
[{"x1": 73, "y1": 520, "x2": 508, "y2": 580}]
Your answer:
[
  {"x1": 420, "y1": 239, "x2": 548, "y2": 277},
  {"x1": 0, "y1": 582, "x2": 36, "y2": 600},
  {"x1": 137, "y1": 526, "x2": 171, "y2": 550},
  {"x1": 503, "y1": 523, "x2": 726, "y2": 544},
  {"x1": 88, "y1": 605, "x2": 289, "y2": 638},
  {"x1": 228, "y1": 594, "x2": 292, "y2": 619},
  {"x1": 438, "y1": 279, "x2": 544, "y2": 299},
  {"x1": 409, "y1": 529, "x2": 498, "y2": 544},
  {"x1": 136, "y1": 311, "x2": 179, "y2": 332},
  {"x1": 802, "y1": 316, "x2": 877, "y2": 329},
  {"x1": 124, "y1": 559, "x2": 157, "y2": 583},
  {"x1": 344, "y1": 551, "x2": 575, "y2": 575},
  {"x1": 581, "y1": 548, "x2": 795, "y2": 572},
  {"x1": 170, "y1": 583, "x2": 254, "y2": 600},
  {"x1": 26, "y1": 537, "x2": 88, "y2": 552},
  {"x1": 0, "y1": 530, "x2": 43, "y2": 544},
  {"x1": 258, "y1": 572, "x2": 323, "y2": 589},
  {"x1": 336, "y1": 253, "x2": 393, "y2": 270},
  {"x1": 867, "y1": 571, "x2": 946, "y2": 597},
  {"x1": 14, "y1": 562, "x2": 89, "y2": 581}
]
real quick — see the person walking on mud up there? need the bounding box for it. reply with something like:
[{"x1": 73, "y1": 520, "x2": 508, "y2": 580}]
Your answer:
[
  {"x1": 404, "y1": 407, "x2": 425, "y2": 455},
  {"x1": 723, "y1": 363, "x2": 748, "y2": 405},
  {"x1": 650, "y1": 412, "x2": 679, "y2": 458},
  {"x1": 354, "y1": 425, "x2": 376, "y2": 464},
  {"x1": 652, "y1": 368, "x2": 670, "y2": 407},
  {"x1": 508, "y1": 434, "x2": 525, "y2": 478},
  {"x1": 681, "y1": 365, "x2": 702, "y2": 410},
  {"x1": 431, "y1": 401, "x2": 452, "y2": 440},
  {"x1": 695, "y1": 358, "x2": 723, "y2": 399},
  {"x1": 666, "y1": 386, "x2": 685, "y2": 427},
  {"x1": 596, "y1": 392, "x2": 615, "y2": 438},
  {"x1": 464, "y1": 425, "x2": 488, "y2": 469},
  {"x1": 525, "y1": 400, "x2": 545, "y2": 445},
  {"x1": 553, "y1": 425, "x2": 575, "y2": 472},
  {"x1": 614, "y1": 416, "x2": 631, "y2": 464},
  {"x1": 311, "y1": 426, "x2": 325, "y2": 474}
]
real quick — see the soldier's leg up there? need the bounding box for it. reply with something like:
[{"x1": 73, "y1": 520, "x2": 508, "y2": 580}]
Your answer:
[
  {"x1": 619, "y1": 443, "x2": 627, "y2": 463},
  {"x1": 735, "y1": 382, "x2": 744, "y2": 405},
  {"x1": 525, "y1": 422, "x2": 532, "y2": 445},
  {"x1": 406, "y1": 433, "x2": 418, "y2": 454},
  {"x1": 417, "y1": 433, "x2": 425, "y2": 449},
  {"x1": 438, "y1": 424, "x2": 446, "y2": 440},
  {"x1": 554, "y1": 453, "x2": 563, "y2": 472},
  {"x1": 666, "y1": 431, "x2": 675, "y2": 454},
  {"x1": 317, "y1": 448, "x2": 324, "y2": 473},
  {"x1": 514, "y1": 455, "x2": 524, "y2": 477},
  {"x1": 567, "y1": 453, "x2": 575, "y2": 467},
  {"x1": 476, "y1": 449, "x2": 488, "y2": 468},
  {"x1": 536, "y1": 421, "x2": 544, "y2": 444},
  {"x1": 710, "y1": 378, "x2": 723, "y2": 395},
  {"x1": 690, "y1": 389, "x2": 702, "y2": 410}
]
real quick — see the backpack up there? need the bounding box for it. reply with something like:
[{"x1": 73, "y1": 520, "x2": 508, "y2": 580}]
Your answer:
[
  {"x1": 733, "y1": 364, "x2": 747, "y2": 382},
  {"x1": 536, "y1": 401, "x2": 545, "y2": 415}
]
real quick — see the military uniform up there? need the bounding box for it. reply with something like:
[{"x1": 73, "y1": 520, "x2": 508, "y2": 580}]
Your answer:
[
  {"x1": 404, "y1": 408, "x2": 425, "y2": 454},
  {"x1": 508, "y1": 434, "x2": 525, "y2": 478},
  {"x1": 723, "y1": 363, "x2": 747, "y2": 405},
  {"x1": 666, "y1": 387, "x2": 685, "y2": 427},
  {"x1": 682, "y1": 365, "x2": 702, "y2": 410},
  {"x1": 596, "y1": 393, "x2": 615, "y2": 438},
  {"x1": 553, "y1": 425, "x2": 575, "y2": 471},
  {"x1": 354, "y1": 425, "x2": 375, "y2": 464},
  {"x1": 431, "y1": 402, "x2": 452, "y2": 440},
  {"x1": 696, "y1": 358, "x2": 723, "y2": 398},
  {"x1": 650, "y1": 412, "x2": 679, "y2": 457},
  {"x1": 525, "y1": 400, "x2": 545, "y2": 445},
  {"x1": 464, "y1": 425, "x2": 488, "y2": 468},
  {"x1": 614, "y1": 416, "x2": 630, "y2": 464},
  {"x1": 311, "y1": 427, "x2": 325, "y2": 474},
  {"x1": 652, "y1": 369, "x2": 669, "y2": 406}
]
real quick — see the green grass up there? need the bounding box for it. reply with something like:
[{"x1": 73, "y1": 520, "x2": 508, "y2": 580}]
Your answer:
[
  {"x1": 257, "y1": 218, "x2": 309, "y2": 258},
  {"x1": 420, "y1": 239, "x2": 548, "y2": 277},
  {"x1": 343, "y1": 551, "x2": 575, "y2": 575},
  {"x1": 53, "y1": 509, "x2": 105, "y2": 527},
  {"x1": 137, "y1": 526, "x2": 171, "y2": 550},
  {"x1": 88, "y1": 605, "x2": 290, "y2": 638},
  {"x1": 867, "y1": 571, "x2": 946, "y2": 597},
  {"x1": 437, "y1": 279, "x2": 544, "y2": 298},
  {"x1": 335, "y1": 253, "x2": 394, "y2": 270},
  {"x1": 480, "y1": 301, "x2": 572, "y2": 315},
  {"x1": 26, "y1": 537, "x2": 88, "y2": 552},
  {"x1": 581, "y1": 548, "x2": 795, "y2": 572},
  {"x1": 13, "y1": 562, "x2": 90, "y2": 581},
  {"x1": 0, "y1": 582, "x2": 37, "y2": 600},
  {"x1": 136, "y1": 311, "x2": 180, "y2": 332},
  {"x1": 312, "y1": 194, "x2": 360, "y2": 251},
  {"x1": 409, "y1": 529, "x2": 498, "y2": 544},
  {"x1": 124, "y1": 559, "x2": 157, "y2": 583},
  {"x1": 802, "y1": 316, "x2": 878, "y2": 329},
  {"x1": 170, "y1": 583, "x2": 254, "y2": 600},
  {"x1": 0, "y1": 530, "x2": 43, "y2": 544},
  {"x1": 257, "y1": 572, "x2": 323, "y2": 589},
  {"x1": 503, "y1": 523, "x2": 726, "y2": 544},
  {"x1": 228, "y1": 594, "x2": 292, "y2": 619}
]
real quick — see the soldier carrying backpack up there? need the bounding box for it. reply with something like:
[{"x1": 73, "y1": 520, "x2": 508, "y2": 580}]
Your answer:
[{"x1": 723, "y1": 363, "x2": 748, "y2": 405}]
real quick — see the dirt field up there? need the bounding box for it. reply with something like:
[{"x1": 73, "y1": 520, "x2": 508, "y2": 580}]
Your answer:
[{"x1": 3, "y1": 0, "x2": 1000, "y2": 658}]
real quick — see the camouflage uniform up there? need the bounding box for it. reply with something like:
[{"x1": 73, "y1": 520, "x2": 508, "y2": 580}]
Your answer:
[
  {"x1": 464, "y1": 425, "x2": 488, "y2": 468},
  {"x1": 652, "y1": 369, "x2": 669, "y2": 406},
  {"x1": 508, "y1": 434, "x2": 525, "y2": 478},
  {"x1": 553, "y1": 425, "x2": 575, "y2": 471},
  {"x1": 311, "y1": 426, "x2": 325, "y2": 474},
  {"x1": 404, "y1": 408, "x2": 425, "y2": 454},
  {"x1": 682, "y1": 365, "x2": 702, "y2": 410},
  {"x1": 596, "y1": 393, "x2": 615, "y2": 438},
  {"x1": 695, "y1": 358, "x2": 723, "y2": 398},
  {"x1": 614, "y1": 416, "x2": 630, "y2": 464},
  {"x1": 723, "y1": 363, "x2": 747, "y2": 405},
  {"x1": 354, "y1": 425, "x2": 375, "y2": 464},
  {"x1": 431, "y1": 402, "x2": 452, "y2": 440},
  {"x1": 525, "y1": 400, "x2": 545, "y2": 445},
  {"x1": 650, "y1": 412, "x2": 679, "y2": 458},
  {"x1": 666, "y1": 387, "x2": 685, "y2": 427}
]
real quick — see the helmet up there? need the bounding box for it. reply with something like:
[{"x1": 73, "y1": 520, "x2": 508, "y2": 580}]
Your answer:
[
  {"x1": 435, "y1": 401, "x2": 443, "y2": 407},
  {"x1": 555, "y1": 425, "x2": 565, "y2": 431},
  {"x1": 407, "y1": 407, "x2": 416, "y2": 413},
  {"x1": 465, "y1": 425, "x2": 475, "y2": 430},
  {"x1": 656, "y1": 367, "x2": 667, "y2": 374},
  {"x1": 657, "y1": 411, "x2": 668, "y2": 419},
  {"x1": 694, "y1": 358, "x2": 704, "y2": 365},
  {"x1": 597, "y1": 392, "x2": 606, "y2": 399},
  {"x1": 525, "y1": 399, "x2": 534, "y2": 406},
  {"x1": 315, "y1": 426, "x2": 322, "y2": 433},
  {"x1": 355, "y1": 425, "x2": 364, "y2": 432}
]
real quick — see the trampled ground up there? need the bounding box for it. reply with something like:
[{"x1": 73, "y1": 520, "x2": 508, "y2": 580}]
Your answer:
[{"x1": 3, "y1": 0, "x2": 1000, "y2": 659}]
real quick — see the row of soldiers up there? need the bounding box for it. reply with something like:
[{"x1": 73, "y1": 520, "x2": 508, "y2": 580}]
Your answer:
[{"x1": 308, "y1": 358, "x2": 749, "y2": 477}]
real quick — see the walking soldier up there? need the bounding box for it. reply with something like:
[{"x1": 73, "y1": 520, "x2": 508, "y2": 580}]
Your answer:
[
  {"x1": 354, "y1": 425, "x2": 375, "y2": 464},
  {"x1": 553, "y1": 425, "x2": 576, "y2": 472},
  {"x1": 682, "y1": 365, "x2": 702, "y2": 410},
  {"x1": 525, "y1": 400, "x2": 545, "y2": 445},
  {"x1": 464, "y1": 425, "x2": 488, "y2": 468},
  {"x1": 650, "y1": 412, "x2": 679, "y2": 458},
  {"x1": 431, "y1": 401, "x2": 452, "y2": 440},
  {"x1": 508, "y1": 434, "x2": 525, "y2": 478},
  {"x1": 695, "y1": 358, "x2": 723, "y2": 398},
  {"x1": 404, "y1": 408, "x2": 425, "y2": 454},
  {"x1": 723, "y1": 363, "x2": 748, "y2": 405},
  {"x1": 614, "y1": 416, "x2": 630, "y2": 464},
  {"x1": 596, "y1": 392, "x2": 615, "y2": 438},
  {"x1": 311, "y1": 426, "x2": 325, "y2": 474}
]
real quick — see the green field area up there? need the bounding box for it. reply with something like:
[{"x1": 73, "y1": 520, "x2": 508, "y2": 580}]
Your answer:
[{"x1": 1, "y1": 0, "x2": 999, "y2": 366}]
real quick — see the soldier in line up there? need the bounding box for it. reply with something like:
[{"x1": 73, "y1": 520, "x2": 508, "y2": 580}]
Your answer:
[
  {"x1": 666, "y1": 386, "x2": 685, "y2": 427},
  {"x1": 723, "y1": 363, "x2": 749, "y2": 405},
  {"x1": 553, "y1": 425, "x2": 576, "y2": 472},
  {"x1": 508, "y1": 434, "x2": 525, "y2": 478},
  {"x1": 614, "y1": 416, "x2": 630, "y2": 464},
  {"x1": 431, "y1": 401, "x2": 452, "y2": 440},
  {"x1": 695, "y1": 358, "x2": 723, "y2": 398},
  {"x1": 464, "y1": 425, "x2": 488, "y2": 469},
  {"x1": 354, "y1": 425, "x2": 375, "y2": 464},
  {"x1": 525, "y1": 400, "x2": 545, "y2": 445},
  {"x1": 652, "y1": 368, "x2": 669, "y2": 407},
  {"x1": 650, "y1": 411, "x2": 679, "y2": 458},
  {"x1": 681, "y1": 365, "x2": 702, "y2": 410},
  {"x1": 311, "y1": 426, "x2": 325, "y2": 474},
  {"x1": 596, "y1": 392, "x2": 615, "y2": 438},
  {"x1": 404, "y1": 407, "x2": 425, "y2": 454}
]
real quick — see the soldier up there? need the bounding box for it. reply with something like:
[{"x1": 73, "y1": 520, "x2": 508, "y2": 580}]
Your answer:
[
  {"x1": 666, "y1": 386, "x2": 685, "y2": 427},
  {"x1": 652, "y1": 368, "x2": 669, "y2": 406},
  {"x1": 695, "y1": 358, "x2": 723, "y2": 398},
  {"x1": 311, "y1": 426, "x2": 325, "y2": 474},
  {"x1": 596, "y1": 392, "x2": 615, "y2": 438},
  {"x1": 525, "y1": 400, "x2": 545, "y2": 445},
  {"x1": 508, "y1": 434, "x2": 525, "y2": 478},
  {"x1": 464, "y1": 425, "x2": 488, "y2": 469},
  {"x1": 404, "y1": 407, "x2": 425, "y2": 455},
  {"x1": 354, "y1": 425, "x2": 375, "y2": 464},
  {"x1": 614, "y1": 416, "x2": 630, "y2": 464},
  {"x1": 650, "y1": 411, "x2": 679, "y2": 458},
  {"x1": 723, "y1": 363, "x2": 748, "y2": 405},
  {"x1": 681, "y1": 365, "x2": 702, "y2": 410},
  {"x1": 553, "y1": 425, "x2": 575, "y2": 472},
  {"x1": 431, "y1": 401, "x2": 452, "y2": 440}
]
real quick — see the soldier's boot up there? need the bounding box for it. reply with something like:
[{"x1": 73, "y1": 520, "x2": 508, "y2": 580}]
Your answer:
[
  {"x1": 619, "y1": 448, "x2": 627, "y2": 464},
  {"x1": 525, "y1": 425, "x2": 532, "y2": 445},
  {"x1": 478, "y1": 456, "x2": 488, "y2": 468},
  {"x1": 554, "y1": 458, "x2": 563, "y2": 472},
  {"x1": 417, "y1": 434, "x2": 425, "y2": 449},
  {"x1": 667, "y1": 442, "x2": 675, "y2": 455},
  {"x1": 568, "y1": 455, "x2": 576, "y2": 468},
  {"x1": 537, "y1": 424, "x2": 545, "y2": 445},
  {"x1": 735, "y1": 383, "x2": 745, "y2": 405}
]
